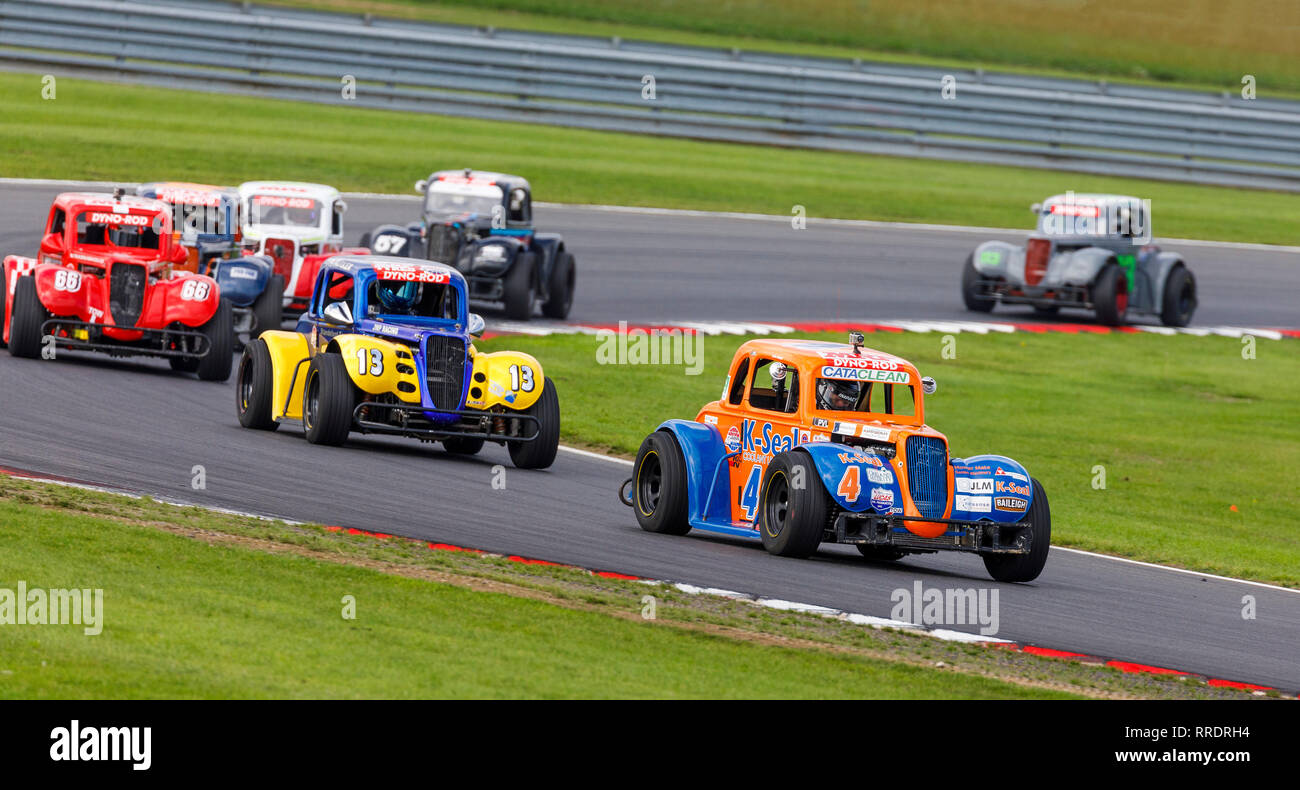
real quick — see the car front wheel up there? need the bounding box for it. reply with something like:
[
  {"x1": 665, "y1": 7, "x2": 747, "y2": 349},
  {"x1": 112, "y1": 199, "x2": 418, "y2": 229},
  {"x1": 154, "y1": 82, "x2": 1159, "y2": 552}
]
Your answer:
[
  {"x1": 983, "y1": 477, "x2": 1051, "y2": 583},
  {"x1": 302, "y1": 353, "x2": 356, "y2": 445}
]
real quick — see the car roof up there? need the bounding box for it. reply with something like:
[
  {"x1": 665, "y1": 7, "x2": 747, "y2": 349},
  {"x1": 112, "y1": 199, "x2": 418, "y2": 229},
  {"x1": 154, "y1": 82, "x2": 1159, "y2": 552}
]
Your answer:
[
  {"x1": 137, "y1": 182, "x2": 237, "y2": 205},
  {"x1": 1041, "y1": 193, "x2": 1142, "y2": 205},
  {"x1": 427, "y1": 169, "x2": 529, "y2": 192},
  {"x1": 324, "y1": 254, "x2": 464, "y2": 281},
  {"x1": 56, "y1": 192, "x2": 168, "y2": 213},
  {"x1": 733, "y1": 338, "x2": 920, "y2": 378},
  {"x1": 237, "y1": 181, "x2": 340, "y2": 200}
]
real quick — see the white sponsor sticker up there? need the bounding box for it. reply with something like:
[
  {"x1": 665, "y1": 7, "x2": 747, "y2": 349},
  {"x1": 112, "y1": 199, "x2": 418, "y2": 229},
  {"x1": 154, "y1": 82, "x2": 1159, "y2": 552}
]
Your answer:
[
  {"x1": 955, "y1": 494, "x2": 992, "y2": 513},
  {"x1": 957, "y1": 477, "x2": 994, "y2": 494},
  {"x1": 858, "y1": 425, "x2": 892, "y2": 442},
  {"x1": 866, "y1": 467, "x2": 893, "y2": 485}
]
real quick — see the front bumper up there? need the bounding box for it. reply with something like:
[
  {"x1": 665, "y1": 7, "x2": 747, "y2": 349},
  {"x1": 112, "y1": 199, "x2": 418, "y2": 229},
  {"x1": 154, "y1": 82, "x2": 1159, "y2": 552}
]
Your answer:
[
  {"x1": 832, "y1": 511, "x2": 1032, "y2": 555},
  {"x1": 352, "y1": 401, "x2": 539, "y2": 443},
  {"x1": 41, "y1": 319, "x2": 212, "y2": 359}
]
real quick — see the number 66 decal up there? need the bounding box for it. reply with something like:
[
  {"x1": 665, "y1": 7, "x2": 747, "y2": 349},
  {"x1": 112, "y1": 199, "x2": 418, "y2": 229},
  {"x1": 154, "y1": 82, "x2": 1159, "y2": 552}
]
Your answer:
[
  {"x1": 53, "y1": 270, "x2": 82, "y2": 292},
  {"x1": 180, "y1": 279, "x2": 211, "y2": 301}
]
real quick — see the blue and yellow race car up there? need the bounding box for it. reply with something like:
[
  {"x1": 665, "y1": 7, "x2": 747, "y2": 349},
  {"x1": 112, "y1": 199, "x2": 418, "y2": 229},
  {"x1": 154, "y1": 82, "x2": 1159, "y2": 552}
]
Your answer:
[{"x1": 234, "y1": 255, "x2": 560, "y2": 468}]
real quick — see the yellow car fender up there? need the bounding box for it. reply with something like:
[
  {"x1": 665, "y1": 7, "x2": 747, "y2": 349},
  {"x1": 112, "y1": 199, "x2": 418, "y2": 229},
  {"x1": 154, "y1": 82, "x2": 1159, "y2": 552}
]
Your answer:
[
  {"x1": 260, "y1": 330, "x2": 311, "y2": 421},
  {"x1": 466, "y1": 348, "x2": 545, "y2": 411},
  {"x1": 327, "y1": 334, "x2": 421, "y2": 403}
]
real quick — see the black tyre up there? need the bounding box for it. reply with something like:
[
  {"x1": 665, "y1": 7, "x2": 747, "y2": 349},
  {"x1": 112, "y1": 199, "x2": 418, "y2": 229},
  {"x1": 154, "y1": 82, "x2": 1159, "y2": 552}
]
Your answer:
[
  {"x1": 961, "y1": 254, "x2": 996, "y2": 313},
  {"x1": 0, "y1": 270, "x2": 8, "y2": 349},
  {"x1": 236, "y1": 337, "x2": 279, "y2": 431},
  {"x1": 507, "y1": 377, "x2": 560, "y2": 469},
  {"x1": 7, "y1": 275, "x2": 47, "y2": 359},
  {"x1": 503, "y1": 251, "x2": 535, "y2": 321},
  {"x1": 541, "y1": 251, "x2": 575, "y2": 319},
  {"x1": 251, "y1": 274, "x2": 285, "y2": 337},
  {"x1": 195, "y1": 298, "x2": 233, "y2": 381},
  {"x1": 856, "y1": 545, "x2": 907, "y2": 562},
  {"x1": 631, "y1": 430, "x2": 691, "y2": 535},
  {"x1": 442, "y1": 436, "x2": 485, "y2": 455},
  {"x1": 302, "y1": 353, "x2": 356, "y2": 446},
  {"x1": 982, "y1": 477, "x2": 1051, "y2": 583},
  {"x1": 1092, "y1": 263, "x2": 1128, "y2": 326},
  {"x1": 358, "y1": 231, "x2": 372, "y2": 250},
  {"x1": 758, "y1": 451, "x2": 827, "y2": 558},
  {"x1": 1159, "y1": 265, "x2": 1196, "y2": 327}
]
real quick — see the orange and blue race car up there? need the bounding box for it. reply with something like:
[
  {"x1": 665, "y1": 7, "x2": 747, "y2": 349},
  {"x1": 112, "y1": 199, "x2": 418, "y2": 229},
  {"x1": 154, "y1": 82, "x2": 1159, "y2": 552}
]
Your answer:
[
  {"x1": 1, "y1": 190, "x2": 233, "y2": 380},
  {"x1": 619, "y1": 333, "x2": 1052, "y2": 582}
]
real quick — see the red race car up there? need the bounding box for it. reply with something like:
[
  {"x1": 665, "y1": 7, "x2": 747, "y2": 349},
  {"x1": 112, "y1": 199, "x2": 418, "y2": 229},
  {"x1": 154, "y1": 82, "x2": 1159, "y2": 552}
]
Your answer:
[{"x1": 1, "y1": 190, "x2": 234, "y2": 380}]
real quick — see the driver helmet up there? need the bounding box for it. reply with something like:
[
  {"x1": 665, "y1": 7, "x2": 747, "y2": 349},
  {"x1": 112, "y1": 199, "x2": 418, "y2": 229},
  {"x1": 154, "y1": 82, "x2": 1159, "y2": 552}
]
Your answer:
[
  {"x1": 818, "y1": 378, "x2": 858, "y2": 410},
  {"x1": 376, "y1": 281, "x2": 419, "y2": 313}
]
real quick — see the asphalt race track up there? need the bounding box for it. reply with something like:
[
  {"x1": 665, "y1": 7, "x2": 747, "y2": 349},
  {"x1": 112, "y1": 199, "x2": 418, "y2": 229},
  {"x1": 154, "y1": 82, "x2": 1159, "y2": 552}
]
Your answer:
[
  {"x1": 2, "y1": 182, "x2": 1298, "y2": 327},
  {"x1": 1, "y1": 182, "x2": 1298, "y2": 690}
]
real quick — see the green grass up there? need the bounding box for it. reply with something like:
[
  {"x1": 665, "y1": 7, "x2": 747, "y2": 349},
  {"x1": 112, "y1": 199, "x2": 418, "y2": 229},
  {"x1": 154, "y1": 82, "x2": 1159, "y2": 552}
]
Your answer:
[
  {"x1": 263, "y1": 1, "x2": 1300, "y2": 96},
  {"x1": 478, "y1": 329, "x2": 1300, "y2": 587},
  {"x1": 0, "y1": 497, "x2": 1075, "y2": 699},
  {"x1": 5, "y1": 72, "x2": 1300, "y2": 245}
]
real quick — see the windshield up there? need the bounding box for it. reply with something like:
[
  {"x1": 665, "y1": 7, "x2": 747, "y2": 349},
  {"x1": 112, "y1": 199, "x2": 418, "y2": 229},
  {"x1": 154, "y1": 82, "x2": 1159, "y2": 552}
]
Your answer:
[
  {"x1": 424, "y1": 181, "x2": 503, "y2": 219},
  {"x1": 816, "y1": 379, "x2": 915, "y2": 417},
  {"x1": 366, "y1": 271, "x2": 459, "y2": 320},
  {"x1": 74, "y1": 211, "x2": 161, "y2": 250},
  {"x1": 248, "y1": 195, "x2": 323, "y2": 228}
]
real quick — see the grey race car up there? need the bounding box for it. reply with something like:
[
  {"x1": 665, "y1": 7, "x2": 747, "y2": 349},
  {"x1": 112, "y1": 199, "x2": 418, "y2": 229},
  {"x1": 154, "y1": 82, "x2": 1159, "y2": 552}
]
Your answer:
[{"x1": 962, "y1": 193, "x2": 1197, "y2": 326}]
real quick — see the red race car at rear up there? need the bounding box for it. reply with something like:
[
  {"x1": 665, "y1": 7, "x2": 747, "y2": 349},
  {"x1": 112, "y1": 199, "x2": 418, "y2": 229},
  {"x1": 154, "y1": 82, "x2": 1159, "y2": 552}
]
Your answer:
[{"x1": 1, "y1": 190, "x2": 234, "y2": 380}]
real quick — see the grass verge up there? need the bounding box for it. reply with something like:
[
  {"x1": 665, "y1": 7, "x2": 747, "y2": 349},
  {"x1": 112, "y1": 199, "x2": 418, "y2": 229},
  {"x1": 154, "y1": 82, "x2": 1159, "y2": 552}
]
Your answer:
[
  {"x1": 0, "y1": 474, "x2": 1268, "y2": 699},
  {"x1": 477, "y1": 329, "x2": 1300, "y2": 588},
  {"x1": 262, "y1": 1, "x2": 1300, "y2": 96},
  {"x1": 5, "y1": 72, "x2": 1300, "y2": 245}
]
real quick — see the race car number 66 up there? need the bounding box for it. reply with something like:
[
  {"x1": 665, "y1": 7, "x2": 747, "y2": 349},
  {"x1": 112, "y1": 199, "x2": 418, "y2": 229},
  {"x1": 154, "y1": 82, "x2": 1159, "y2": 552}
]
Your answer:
[
  {"x1": 53, "y1": 270, "x2": 82, "y2": 292},
  {"x1": 180, "y1": 280, "x2": 211, "y2": 301}
]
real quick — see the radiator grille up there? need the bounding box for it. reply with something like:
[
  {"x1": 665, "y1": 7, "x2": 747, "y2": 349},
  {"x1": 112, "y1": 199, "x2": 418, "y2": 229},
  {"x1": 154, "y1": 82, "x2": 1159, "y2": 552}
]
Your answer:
[
  {"x1": 905, "y1": 436, "x2": 948, "y2": 520},
  {"x1": 423, "y1": 334, "x2": 466, "y2": 410},
  {"x1": 426, "y1": 224, "x2": 462, "y2": 265},
  {"x1": 1024, "y1": 238, "x2": 1051, "y2": 286},
  {"x1": 109, "y1": 263, "x2": 146, "y2": 327}
]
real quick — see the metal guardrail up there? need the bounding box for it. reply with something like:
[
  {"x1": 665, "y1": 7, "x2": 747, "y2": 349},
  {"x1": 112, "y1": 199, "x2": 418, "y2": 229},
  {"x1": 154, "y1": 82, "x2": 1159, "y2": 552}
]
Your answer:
[{"x1": 5, "y1": 0, "x2": 1300, "y2": 190}]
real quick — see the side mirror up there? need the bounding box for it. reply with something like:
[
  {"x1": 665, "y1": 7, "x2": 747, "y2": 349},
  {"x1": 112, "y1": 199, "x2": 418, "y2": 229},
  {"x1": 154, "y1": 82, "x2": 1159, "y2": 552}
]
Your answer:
[
  {"x1": 335, "y1": 201, "x2": 347, "y2": 214},
  {"x1": 467, "y1": 312, "x2": 485, "y2": 337},
  {"x1": 169, "y1": 244, "x2": 188, "y2": 264},
  {"x1": 1030, "y1": 202, "x2": 1042, "y2": 214},
  {"x1": 322, "y1": 302, "x2": 353, "y2": 326},
  {"x1": 414, "y1": 179, "x2": 428, "y2": 194},
  {"x1": 921, "y1": 376, "x2": 937, "y2": 395}
]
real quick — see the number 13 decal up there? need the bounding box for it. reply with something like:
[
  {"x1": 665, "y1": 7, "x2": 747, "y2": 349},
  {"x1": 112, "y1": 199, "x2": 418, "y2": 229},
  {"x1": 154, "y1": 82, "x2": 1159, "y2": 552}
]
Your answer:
[
  {"x1": 508, "y1": 364, "x2": 535, "y2": 392},
  {"x1": 356, "y1": 348, "x2": 383, "y2": 376}
]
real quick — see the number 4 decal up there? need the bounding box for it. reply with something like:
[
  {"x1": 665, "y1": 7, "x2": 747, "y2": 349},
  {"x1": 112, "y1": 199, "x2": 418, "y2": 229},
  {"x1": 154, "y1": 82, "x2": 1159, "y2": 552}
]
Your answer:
[
  {"x1": 837, "y1": 465, "x2": 861, "y2": 503},
  {"x1": 740, "y1": 465, "x2": 763, "y2": 520}
]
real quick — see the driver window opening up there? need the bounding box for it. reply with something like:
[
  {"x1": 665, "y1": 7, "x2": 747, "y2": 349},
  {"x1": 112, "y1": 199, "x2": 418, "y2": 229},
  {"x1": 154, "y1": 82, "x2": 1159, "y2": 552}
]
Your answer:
[
  {"x1": 366, "y1": 279, "x2": 458, "y2": 320},
  {"x1": 728, "y1": 358, "x2": 750, "y2": 405},
  {"x1": 749, "y1": 358, "x2": 798, "y2": 414}
]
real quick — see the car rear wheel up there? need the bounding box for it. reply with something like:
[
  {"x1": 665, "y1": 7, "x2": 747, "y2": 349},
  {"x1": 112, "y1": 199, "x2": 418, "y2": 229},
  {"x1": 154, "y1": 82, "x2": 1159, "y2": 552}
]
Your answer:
[
  {"x1": 759, "y1": 451, "x2": 826, "y2": 558},
  {"x1": 1092, "y1": 264, "x2": 1128, "y2": 326},
  {"x1": 632, "y1": 430, "x2": 691, "y2": 535},
  {"x1": 508, "y1": 377, "x2": 559, "y2": 469},
  {"x1": 236, "y1": 337, "x2": 279, "y2": 431},
  {"x1": 252, "y1": 274, "x2": 285, "y2": 337},
  {"x1": 0, "y1": 268, "x2": 8, "y2": 349},
  {"x1": 961, "y1": 254, "x2": 996, "y2": 313},
  {"x1": 982, "y1": 477, "x2": 1051, "y2": 583},
  {"x1": 503, "y1": 252, "x2": 535, "y2": 321},
  {"x1": 1160, "y1": 265, "x2": 1196, "y2": 327},
  {"x1": 195, "y1": 298, "x2": 234, "y2": 381},
  {"x1": 541, "y1": 251, "x2": 575, "y2": 319},
  {"x1": 302, "y1": 353, "x2": 356, "y2": 446},
  {"x1": 443, "y1": 436, "x2": 485, "y2": 455},
  {"x1": 7, "y1": 275, "x2": 47, "y2": 359}
]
